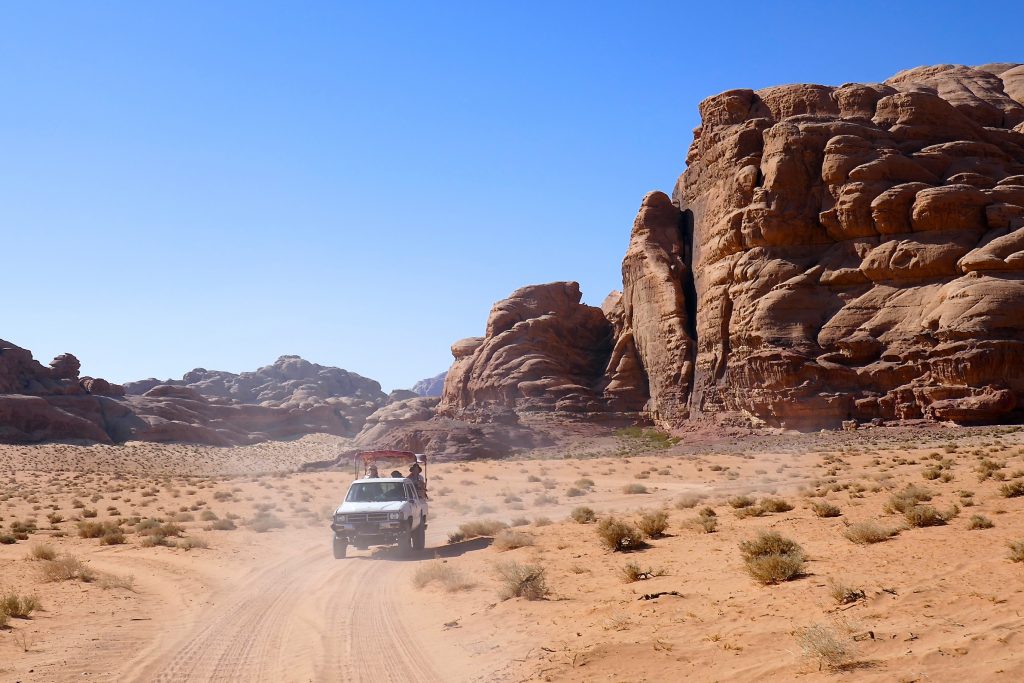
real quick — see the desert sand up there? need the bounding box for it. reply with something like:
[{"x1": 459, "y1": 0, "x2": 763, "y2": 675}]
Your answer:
[{"x1": 1, "y1": 425, "x2": 1024, "y2": 682}]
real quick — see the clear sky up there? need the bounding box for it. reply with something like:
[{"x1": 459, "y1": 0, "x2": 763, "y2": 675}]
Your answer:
[{"x1": 2, "y1": 1, "x2": 1020, "y2": 391}]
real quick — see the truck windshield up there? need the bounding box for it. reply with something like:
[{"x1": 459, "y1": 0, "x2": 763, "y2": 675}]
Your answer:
[{"x1": 346, "y1": 481, "x2": 408, "y2": 503}]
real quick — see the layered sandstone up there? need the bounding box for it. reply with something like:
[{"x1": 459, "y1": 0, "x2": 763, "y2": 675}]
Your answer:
[{"x1": 444, "y1": 64, "x2": 1024, "y2": 429}]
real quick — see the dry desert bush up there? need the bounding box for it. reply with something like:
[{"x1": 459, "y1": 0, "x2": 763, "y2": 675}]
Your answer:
[
  {"x1": 39, "y1": 554, "x2": 96, "y2": 583},
  {"x1": 967, "y1": 514, "x2": 994, "y2": 530},
  {"x1": 596, "y1": 517, "x2": 645, "y2": 552},
  {"x1": 493, "y1": 529, "x2": 535, "y2": 551},
  {"x1": 904, "y1": 504, "x2": 957, "y2": 528},
  {"x1": 999, "y1": 480, "x2": 1024, "y2": 498},
  {"x1": 738, "y1": 531, "x2": 805, "y2": 585},
  {"x1": 728, "y1": 495, "x2": 756, "y2": 509},
  {"x1": 797, "y1": 624, "x2": 855, "y2": 670},
  {"x1": 760, "y1": 497, "x2": 794, "y2": 513},
  {"x1": 675, "y1": 492, "x2": 707, "y2": 509},
  {"x1": 570, "y1": 506, "x2": 596, "y2": 524},
  {"x1": 448, "y1": 519, "x2": 508, "y2": 543},
  {"x1": 844, "y1": 521, "x2": 899, "y2": 544},
  {"x1": 620, "y1": 561, "x2": 666, "y2": 583},
  {"x1": 412, "y1": 562, "x2": 474, "y2": 592},
  {"x1": 1009, "y1": 540, "x2": 1024, "y2": 563},
  {"x1": 494, "y1": 561, "x2": 548, "y2": 600},
  {"x1": 636, "y1": 510, "x2": 669, "y2": 539},
  {"x1": 622, "y1": 483, "x2": 648, "y2": 495},
  {"x1": 828, "y1": 579, "x2": 865, "y2": 605},
  {"x1": 884, "y1": 485, "x2": 933, "y2": 514},
  {"x1": 1, "y1": 593, "x2": 41, "y2": 619},
  {"x1": 811, "y1": 500, "x2": 842, "y2": 518},
  {"x1": 29, "y1": 543, "x2": 56, "y2": 560},
  {"x1": 691, "y1": 507, "x2": 718, "y2": 533}
]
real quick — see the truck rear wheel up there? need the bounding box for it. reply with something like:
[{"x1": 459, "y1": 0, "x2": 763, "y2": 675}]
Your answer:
[
  {"x1": 333, "y1": 537, "x2": 347, "y2": 559},
  {"x1": 412, "y1": 521, "x2": 426, "y2": 551}
]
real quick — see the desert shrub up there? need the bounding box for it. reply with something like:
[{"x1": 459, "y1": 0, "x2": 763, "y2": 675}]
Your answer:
[
  {"x1": 728, "y1": 495, "x2": 756, "y2": 509},
  {"x1": 575, "y1": 478, "x2": 595, "y2": 489},
  {"x1": 999, "y1": 481, "x2": 1024, "y2": 498},
  {"x1": 738, "y1": 531, "x2": 805, "y2": 585},
  {"x1": 494, "y1": 561, "x2": 548, "y2": 600},
  {"x1": 46, "y1": 512, "x2": 64, "y2": 525},
  {"x1": 884, "y1": 485, "x2": 933, "y2": 514},
  {"x1": 509, "y1": 516, "x2": 529, "y2": 527},
  {"x1": 77, "y1": 520, "x2": 121, "y2": 539},
  {"x1": 828, "y1": 579, "x2": 865, "y2": 605},
  {"x1": 526, "y1": 475, "x2": 541, "y2": 483},
  {"x1": 596, "y1": 517, "x2": 645, "y2": 552},
  {"x1": 620, "y1": 562, "x2": 665, "y2": 583},
  {"x1": 693, "y1": 512, "x2": 718, "y2": 533},
  {"x1": 172, "y1": 512, "x2": 195, "y2": 522},
  {"x1": 570, "y1": 506, "x2": 596, "y2": 524},
  {"x1": 843, "y1": 521, "x2": 898, "y2": 544},
  {"x1": 797, "y1": 624, "x2": 854, "y2": 670},
  {"x1": 622, "y1": 483, "x2": 648, "y2": 495},
  {"x1": 636, "y1": 510, "x2": 669, "y2": 539},
  {"x1": 29, "y1": 544, "x2": 56, "y2": 561},
  {"x1": 249, "y1": 513, "x2": 286, "y2": 533},
  {"x1": 199, "y1": 510, "x2": 218, "y2": 521},
  {"x1": 457, "y1": 519, "x2": 508, "y2": 540},
  {"x1": 98, "y1": 572, "x2": 136, "y2": 591},
  {"x1": 40, "y1": 555, "x2": 96, "y2": 583},
  {"x1": 207, "y1": 518, "x2": 236, "y2": 531},
  {"x1": 1009, "y1": 541, "x2": 1024, "y2": 563},
  {"x1": 100, "y1": 529, "x2": 126, "y2": 546},
  {"x1": 811, "y1": 501, "x2": 842, "y2": 518},
  {"x1": 533, "y1": 516, "x2": 552, "y2": 527},
  {"x1": 967, "y1": 514, "x2": 994, "y2": 530},
  {"x1": 0, "y1": 609, "x2": 7, "y2": 629},
  {"x1": 412, "y1": 562, "x2": 474, "y2": 592},
  {"x1": 81, "y1": 508, "x2": 98, "y2": 518},
  {"x1": 760, "y1": 498, "x2": 794, "y2": 513},
  {"x1": 565, "y1": 487, "x2": 585, "y2": 497},
  {"x1": 904, "y1": 504, "x2": 956, "y2": 528},
  {"x1": 177, "y1": 536, "x2": 209, "y2": 550},
  {"x1": 613, "y1": 426, "x2": 679, "y2": 449},
  {"x1": 533, "y1": 493, "x2": 558, "y2": 506},
  {"x1": 0, "y1": 534, "x2": 16, "y2": 545},
  {"x1": 1, "y1": 593, "x2": 41, "y2": 619},
  {"x1": 675, "y1": 493, "x2": 706, "y2": 509},
  {"x1": 493, "y1": 529, "x2": 535, "y2": 551},
  {"x1": 734, "y1": 505, "x2": 766, "y2": 519}
]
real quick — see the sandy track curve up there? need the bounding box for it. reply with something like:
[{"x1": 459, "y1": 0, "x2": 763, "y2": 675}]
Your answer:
[{"x1": 122, "y1": 533, "x2": 442, "y2": 683}]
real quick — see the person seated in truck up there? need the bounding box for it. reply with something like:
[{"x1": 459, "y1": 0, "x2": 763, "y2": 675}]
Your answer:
[
  {"x1": 407, "y1": 463, "x2": 426, "y2": 498},
  {"x1": 390, "y1": 470, "x2": 403, "y2": 478},
  {"x1": 365, "y1": 465, "x2": 379, "y2": 478}
]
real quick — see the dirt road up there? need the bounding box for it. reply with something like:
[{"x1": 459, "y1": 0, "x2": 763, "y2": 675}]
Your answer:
[{"x1": 122, "y1": 530, "x2": 445, "y2": 683}]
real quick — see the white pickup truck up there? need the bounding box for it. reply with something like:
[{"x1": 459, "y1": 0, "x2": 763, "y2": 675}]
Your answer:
[{"x1": 330, "y1": 451, "x2": 429, "y2": 559}]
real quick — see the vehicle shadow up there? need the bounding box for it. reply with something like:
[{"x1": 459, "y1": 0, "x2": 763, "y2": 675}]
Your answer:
[{"x1": 359, "y1": 537, "x2": 493, "y2": 562}]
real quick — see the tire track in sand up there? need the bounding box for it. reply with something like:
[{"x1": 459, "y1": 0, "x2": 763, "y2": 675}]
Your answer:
[{"x1": 123, "y1": 536, "x2": 442, "y2": 682}]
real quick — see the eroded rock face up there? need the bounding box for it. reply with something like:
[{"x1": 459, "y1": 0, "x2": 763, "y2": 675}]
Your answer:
[
  {"x1": 440, "y1": 282, "x2": 645, "y2": 418},
  {"x1": 0, "y1": 340, "x2": 385, "y2": 445},
  {"x1": 664, "y1": 63, "x2": 1024, "y2": 427}
]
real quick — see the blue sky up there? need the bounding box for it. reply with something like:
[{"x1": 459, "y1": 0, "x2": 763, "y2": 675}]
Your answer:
[{"x1": 2, "y1": 2, "x2": 1020, "y2": 391}]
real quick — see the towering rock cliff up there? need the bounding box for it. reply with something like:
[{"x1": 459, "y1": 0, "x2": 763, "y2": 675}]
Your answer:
[{"x1": 445, "y1": 64, "x2": 1024, "y2": 429}]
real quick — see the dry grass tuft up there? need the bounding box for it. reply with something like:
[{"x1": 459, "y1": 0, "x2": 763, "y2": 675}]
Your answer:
[
  {"x1": 728, "y1": 495, "x2": 756, "y2": 509},
  {"x1": 622, "y1": 483, "x2": 649, "y2": 495},
  {"x1": 39, "y1": 554, "x2": 96, "y2": 583},
  {"x1": 1, "y1": 593, "x2": 41, "y2": 619},
  {"x1": 98, "y1": 572, "x2": 136, "y2": 591},
  {"x1": 596, "y1": 517, "x2": 645, "y2": 552},
  {"x1": 448, "y1": 519, "x2": 508, "y2": 544},
  {"x1": 570, "y1": 506, "x2": 596, "y2": 524},
  {"x1": 827, "y1": 579, "x2": 865, "y2": 605},
  {"x1": 843, "y1": 521, "x2": 898, "y2": 544},
  {"x1": 811, "y1": 501, "x2": 841, "y2": 518},
  {"x1": 28, "y1": 543, "x2": 56, "y2": 561},
  {"x1": 760, "y1": 498, "x2": 794, "y2": 513},
  {"x1": 412, "y1": 562, "x2": 475, "y2": 592},
  {"x1": 1009, "y1": 540, "x2": 1024, "y2": 563},
  {"x1": 493, "y1": 529, "x2": 535, "y2": 551},
  {"x1": 967, "y1": 514, "x2": 994, "y2": 530},
  {"x1": 738, "y1": 531, "x2": 805, "y2": 585},
  {"x1": 636, "y1": 510, "x2": 669, "y2": 539},
  {"x1": 904, "y1": 504, "x2": 957, "y2": 528},
  {"x1": 494, "y1": 561, "x2": 548, "y2": 600},
  {"x1": 884, "y1": 485, "x2": 933, "y2": 514},
  {"x1": 999, "y1": 480, "x2": 1024, "y2": 498},
  {"x1": 691, "y1": 507, "x2": 718, "y2": 533},
  {"x1": 620, "y1": 561, "x2": 666, "y2": 583},
  {"x1": 797, "y1": 624, "x2": 855, "y2": 670},
  {"x1": 675, "y1": 492, "x2": 707, "y2": 509}
]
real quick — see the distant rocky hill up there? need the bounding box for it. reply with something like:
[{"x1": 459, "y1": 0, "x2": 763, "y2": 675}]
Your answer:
[
  {"x1": 411, "y1": 372, "x2": 446, "y2": 397},
  {"x1": 0, "y1": 341, "x2": 387, "y2": 445}
]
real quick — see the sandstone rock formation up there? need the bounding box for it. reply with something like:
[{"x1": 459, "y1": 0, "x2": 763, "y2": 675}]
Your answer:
[
  {"x1": 0, "y1": 340, "x2": 386, "y2": 445},
  {"x1": 411, "y1": 372, "x2": 447, "y2": 397},
  {"x1": 439, "y1": 282, "x2": 646, "y2": 419},
  {"x1": 442, "y1": 64, "x2": 1024, "y2": 430}
]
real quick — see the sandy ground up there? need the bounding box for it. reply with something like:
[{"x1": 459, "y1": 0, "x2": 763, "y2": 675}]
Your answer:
[{"x1": 1, "y1": 426, "x2": 1023, "y2": 681}]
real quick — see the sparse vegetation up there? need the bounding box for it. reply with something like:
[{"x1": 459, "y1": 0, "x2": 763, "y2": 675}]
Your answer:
[
  {"x1": 570, "y1": 506, "x2": 596, "y2": 524},
  {"x1": 675, "y1": 492, "x2": 706, "y2": 509},
  {"x1": 39, "y1": 554, "x2": 97, "y2": 583},
  {"x1": 596, "y1": 517, "x2": 645, "y2": 552},
  {"x1": 636, "y1": 510, "x2": 669, "y2": 539},
  {"x1": 29, "y1": 543, "x2": 57, "y2": 561},
  {"x1": 999, "y1": 480, "x2": 1024, "y2": 498},
  {"x1": 1010, "y1": 540, "x2": 1024, "y2": 563},
  {"x1": 493, "y1": 529, "x2": 535, "y2": 551},
  {"x1": 728, "y1": 495, "x2": 756, "y2": 509},
  {"x1": 412, "y1": 562, "x2": 474, "y2": 592},
  {"x1": 967, "y1": 514, "x2": 994, "y2": 530},
  {"x1": 738, "y1": 531, "x2": 805, "y2": 585},
  {"x1": 622, "y1": 483, "x2": 648, "y2": 495},
  {"x1": 1, "y1": 593, "x2": 41, "y2": 619},
  {"x1": 494, "y1": 561, "x2": 548, "y2": 600},
  {"x1": 448, "y1": 519, "x2": 508, "y2": 544},
  {"x1": 811, "y1": 501, "x2": 841, "y2": 518},
  {"x1": 843, "y1": 521, "x2": 899, "y2": 544},
  {"x1": 620, "y1": 561, "x2": 665, "y2": 583},
  {"x1": 904, "y1": 504, "x2": 957, "y2": 528},
  {"x1": 797, "y1": 624, "x2": 855, "y2": 670},
  {"x1": 828, "y1": 579, "x2": 865, "y2": 605}
]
